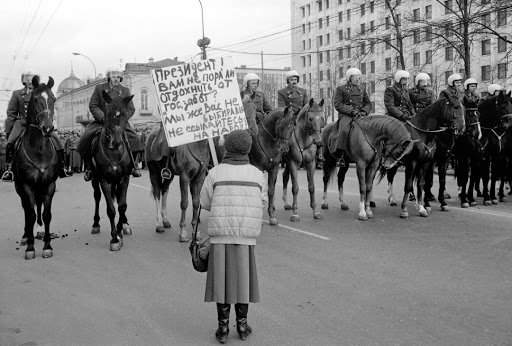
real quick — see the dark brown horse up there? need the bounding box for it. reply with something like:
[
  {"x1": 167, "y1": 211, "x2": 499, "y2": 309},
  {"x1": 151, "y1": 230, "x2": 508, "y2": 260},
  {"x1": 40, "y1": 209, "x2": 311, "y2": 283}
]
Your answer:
[
  {"x1": 322, "y1": 115, "x2": 415, "y2": 220},
  {"x1": 89, "y1": 92, "x2": 134, "y2": 251},
  {"x1": 13, "y1": 76, "x2": 59, "y2": 259},
  {"x1": 146, "y1": 125, "x2": 210, "y2": 241},
  {"x1": 282, "y1": 98, "x2": 325, "y2": 221}
]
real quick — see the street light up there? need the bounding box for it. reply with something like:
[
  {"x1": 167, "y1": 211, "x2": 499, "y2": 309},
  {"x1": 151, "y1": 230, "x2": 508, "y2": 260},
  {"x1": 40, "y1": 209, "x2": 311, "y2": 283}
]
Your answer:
[
  {"x1": 72, "y1": 52, "x2": 97, "y2": 79},
  {"x1": 197, "y1": 0, "x2": 210, "y2": 60}
]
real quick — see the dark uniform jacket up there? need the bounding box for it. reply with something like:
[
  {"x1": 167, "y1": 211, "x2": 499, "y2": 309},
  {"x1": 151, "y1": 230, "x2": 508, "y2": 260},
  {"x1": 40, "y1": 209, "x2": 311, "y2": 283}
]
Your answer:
[
  {"x1": 333, "y1": 83, "x2": 372, "y2": 117},
  {"x1": 384, "y1": 83, "x2": 415, "y2": 121},
  {"x1": 409, "y1": 87, "x2": 435, "y2": 114},
  {"x1": 89, "y1": 83, "x2": 135, "y2": 122},
  {"x1": 240, "y1": 90, "x2": 273, "y2": 116},
  {"x1": 277, "y1": 86, "x2": 308, "y2": 113},
  {"x1": 438, "y1": 86, "x2": 462, "y2": 108},
  {"x1": 462, "y1": 91, "x2": 480, "y2": 125},
  {"x1": 5, "y1": 88, "x2": 31, "y2": 136}
]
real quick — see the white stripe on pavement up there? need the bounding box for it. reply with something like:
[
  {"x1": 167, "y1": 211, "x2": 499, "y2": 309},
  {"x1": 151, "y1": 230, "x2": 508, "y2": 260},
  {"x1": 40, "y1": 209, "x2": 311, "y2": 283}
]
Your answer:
[{"x1": 131, "y1": 182, "x2": 151, "y2": 191}]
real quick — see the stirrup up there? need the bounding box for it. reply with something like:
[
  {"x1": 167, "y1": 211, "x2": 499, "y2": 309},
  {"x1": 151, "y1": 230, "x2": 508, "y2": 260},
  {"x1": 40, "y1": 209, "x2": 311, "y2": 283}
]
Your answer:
[
  {"x1": 161, "y1": 168, "x2": 172, "y2": 180},
  {"x1": 1, "y1": 170, "x2": 14, "y2": 181}
]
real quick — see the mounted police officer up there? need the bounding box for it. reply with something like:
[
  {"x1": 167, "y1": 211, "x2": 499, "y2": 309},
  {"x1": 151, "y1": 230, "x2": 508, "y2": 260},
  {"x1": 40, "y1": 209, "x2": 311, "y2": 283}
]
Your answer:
[
  {"x1": 78, "y1": 67, "x2": 141, "y2": 181},
  {"x1": 384, "y1": 70, "x2": 415, "y2": 122},
  {"x1": 462, "y1": 78, "x2": 480, "y2": 127},
  {"x1": 277, "y1": 70, "x2": 308, "y2": 113},
  {"x1": 331, "y1": 67, "x2": 372, "y2": 160},
  {"x1": 409, "y1": 72, "x2": 435, "y2": 114},
  {"x1": 439, "y1": 73, "x2": 464, "y2": 106},
  {"x1": 240, "y1": 73, "x2": 272, "y2": 135},
  {"x1": 487, "y1": 83, "x2": 503, "y2": 97},
  {"x1": 4, "y1": 71, "x2": 68, "y2": 179}
]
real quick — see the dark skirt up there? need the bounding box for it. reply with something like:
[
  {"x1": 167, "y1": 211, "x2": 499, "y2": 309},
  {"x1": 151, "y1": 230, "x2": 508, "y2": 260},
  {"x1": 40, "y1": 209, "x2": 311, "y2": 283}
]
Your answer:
[{"x1": 205, "y1": 244, "x2": 260, "y2": 304}]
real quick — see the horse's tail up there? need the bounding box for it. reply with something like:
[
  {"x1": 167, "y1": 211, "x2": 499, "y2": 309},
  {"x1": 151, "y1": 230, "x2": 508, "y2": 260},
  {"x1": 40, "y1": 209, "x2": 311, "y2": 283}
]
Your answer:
[
  {"x1": 376, "y1": 166, "x2": 387, "y2": 184},
  {"x1": 36, "y1": 202, "x2": 43, "y2": 226}
]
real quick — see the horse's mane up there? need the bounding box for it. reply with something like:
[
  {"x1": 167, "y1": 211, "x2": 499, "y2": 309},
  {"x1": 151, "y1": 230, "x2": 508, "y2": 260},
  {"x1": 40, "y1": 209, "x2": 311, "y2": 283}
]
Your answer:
[{"x1": 358, "y1": 115, "x2": 409, "y2": 140}]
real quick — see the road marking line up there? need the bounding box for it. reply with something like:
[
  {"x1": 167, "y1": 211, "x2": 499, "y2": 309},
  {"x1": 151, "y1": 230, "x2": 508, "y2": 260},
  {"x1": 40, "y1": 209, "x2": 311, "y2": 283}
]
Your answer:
[
  {"x1": 131, "y1": 183, "x2": 151, "y2": 191},
  {"x1": 264, "y1": 221, "x2": 330, "y2": 241}
]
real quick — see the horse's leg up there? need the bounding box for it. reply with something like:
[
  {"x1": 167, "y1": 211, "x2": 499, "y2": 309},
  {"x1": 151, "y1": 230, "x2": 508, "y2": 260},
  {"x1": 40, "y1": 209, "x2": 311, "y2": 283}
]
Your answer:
[
  {"x1": 481, "y1": 156, "x2": 491, "y2": 205},
  {"x1": 306, "y1": 160, "x2": 321, "y2": 220},
  {"x1": 16, "y1": 183, "x2": 36, "y2": 260},
  {"x1": 161, "y1": 180, "x2": 172, "y2": 229},
  {"x1": 178, "y1": 175, "x2": 190, "y2": 242},
  {"x1": 387, "y1": 166, "x2": 398, "y2": 206},
  {"x1": 321, "y1": 155, "x2": 335, "y2": 210},
  {"x1": 268, "y1": 166, "x2": 279, "y2": 225},
  {"x1": 338, "y1": 164, "x2": 350, "y2": 210},
  {"x1": 117, "y1": 176, "x2": 132, "y2": 236},
  {"x1": 282, "y1": 160, "x2": 292, "y2": 210},
  {"x1": 497, "y1": 157, "x2": 506, "y2": 202},
  {"x1": 417, "y1": 163, "x2": 428, "y2": 217},
  {"x1": 490, "y1": 156, "x2": 499, "y2": 204},
  {"x1": 468, "y1": 157, "x2": 477, "y2": 206},
  {"x1": 364, "y1": 161, "x2": 379, "y2": 219},
  {"x1": 400, "y1": 162, "x2": 414, "y2": 219},
  {"x1": 355, "y1": 162, "x2": 368, "y2": 221},
  {"x1": 189, "y1": 172, "x2": 205, "y2": 239},
  {"x1": 437, "y1": 155, "x2": 449, "y2": 211},
  {"x1": 91, "y1": 179, "x2": 101, "y2": 234},
  {"x1": 458, "y1": 156, "x2": 470, "y2": 208},
  {"x1": 41, "y1": 182, "x2": 56, "y2": 258},
  {"x1": 149, "y1": 161, "x2": 163, "y2": 232},
  {"x1": 288, "y1": 159, "x2": 300, "y2": 222},
  {"x1": 99, "y1": 181, "x2": 120, "y2": 251}
]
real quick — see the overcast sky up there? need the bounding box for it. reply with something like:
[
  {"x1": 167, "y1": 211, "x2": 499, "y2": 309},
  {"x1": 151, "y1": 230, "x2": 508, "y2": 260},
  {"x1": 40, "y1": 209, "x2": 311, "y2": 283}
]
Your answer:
[{"x1": 0, "y1": 0, "x2": 291, "y2": 116}]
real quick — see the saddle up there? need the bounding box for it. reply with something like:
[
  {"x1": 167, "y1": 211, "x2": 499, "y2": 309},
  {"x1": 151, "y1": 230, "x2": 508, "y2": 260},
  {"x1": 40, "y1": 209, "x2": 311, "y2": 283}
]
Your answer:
[
  {"x1": 146, "y1": 126, "x2": 170, "y2": 162},
  {"x1": 328, "y1": 115, "x2": 354, "y2": 154}
]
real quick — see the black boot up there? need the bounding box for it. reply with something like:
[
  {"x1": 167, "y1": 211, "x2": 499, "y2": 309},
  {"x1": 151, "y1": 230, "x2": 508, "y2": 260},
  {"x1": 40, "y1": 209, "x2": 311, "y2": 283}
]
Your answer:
[
  {"x1": 2, "y1": 143, "x2": 14, "y2": 181},
  {"x1": 235, "y1": 303, "x2": 252, "y2": 341},
  {"x1": 215, "y1": 303, "x2": 230, "y2": 344},
  {"x1": 57, "y1": 150, "x2": 70, "y2": 178}
]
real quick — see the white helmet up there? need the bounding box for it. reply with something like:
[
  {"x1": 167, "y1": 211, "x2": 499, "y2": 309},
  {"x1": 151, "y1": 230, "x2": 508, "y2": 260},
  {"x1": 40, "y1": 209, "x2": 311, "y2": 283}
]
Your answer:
[
  {"x1": 286, "y1": 70, "x2": 300, "y2": 82},
  {"x1": 415, "y1": 72, "x2": 430, "y2": 86},
  {"x1": 394, "y1": 70, "x2": 410, "y2": 84},
  {"x1": 106, "y1": 67, "x2": 123, "y2": 81},
  {"x1": 447, "y1": 73, "x2": 463, "y2": 87},
  {"x1": 21, "y1": 71, "x2": 35, "y2": 85},
  {"x1": 463, "y1": 78, "x2": 478, "y2": 90},
  {"x1": 243, "y1": 73, "x2": 260, "y2": 88},
  {"x1": 487, "y1": 83, "x2": 503, "y2": 95},
  {"x1": 345, "y1": 67, "x2": 362, "y2": 81}
]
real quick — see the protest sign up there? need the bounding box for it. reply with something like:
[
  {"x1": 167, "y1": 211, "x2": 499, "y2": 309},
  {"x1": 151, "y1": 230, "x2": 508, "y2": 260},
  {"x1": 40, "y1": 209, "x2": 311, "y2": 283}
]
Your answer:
[{"x1": 151, "y1": 57, "x2": 248, "y2": 147}]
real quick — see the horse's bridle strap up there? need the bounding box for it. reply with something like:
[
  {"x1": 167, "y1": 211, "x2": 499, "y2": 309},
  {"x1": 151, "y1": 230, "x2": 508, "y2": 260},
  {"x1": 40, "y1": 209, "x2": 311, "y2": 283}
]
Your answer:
[{"x1": 406, "y1": 120, "x2": 448, "y2": 134}]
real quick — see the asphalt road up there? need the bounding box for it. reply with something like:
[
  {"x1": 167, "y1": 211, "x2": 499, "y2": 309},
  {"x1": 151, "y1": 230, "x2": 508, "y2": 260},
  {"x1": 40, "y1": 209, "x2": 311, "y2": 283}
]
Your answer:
[{"x1": 1, "y1": 168, "x2": 511, "y2": 346}]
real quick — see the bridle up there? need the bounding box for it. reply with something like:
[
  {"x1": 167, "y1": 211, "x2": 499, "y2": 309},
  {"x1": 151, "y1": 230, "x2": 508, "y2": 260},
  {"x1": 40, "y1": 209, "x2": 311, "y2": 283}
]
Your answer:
[{"x1": 256, "y1": 113, "x2": 295, "y2": 166}]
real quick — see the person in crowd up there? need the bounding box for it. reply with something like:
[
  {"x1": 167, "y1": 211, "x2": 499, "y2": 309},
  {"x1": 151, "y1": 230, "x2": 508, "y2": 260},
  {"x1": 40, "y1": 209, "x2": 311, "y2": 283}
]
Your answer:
[
  {"x1": 384, "y1": 70, "x2": 416, "y2": 122},
  {"x1": 200, "y1": 129, "x2": 266, "y2": 344},
  {"x1": 409, "y1": 72, "x2": 435, "y2": 115}
]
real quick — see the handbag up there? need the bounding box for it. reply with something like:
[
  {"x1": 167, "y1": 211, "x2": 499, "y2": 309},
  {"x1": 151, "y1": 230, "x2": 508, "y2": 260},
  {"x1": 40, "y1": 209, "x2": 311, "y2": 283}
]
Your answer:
[{"x1": 189, "y1": 206, "x2": 210, "y2": 272}]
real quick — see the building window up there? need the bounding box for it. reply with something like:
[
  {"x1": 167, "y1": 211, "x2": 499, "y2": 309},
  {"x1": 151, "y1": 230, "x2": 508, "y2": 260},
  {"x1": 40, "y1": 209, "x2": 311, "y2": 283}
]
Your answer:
[
  {"x1": 308, "y1": 38, "x2": 312, "y2": 49},
  {"x1": 309, "y1": 72, "x2": 312, "y2": 82},
  {"x1": 482, "y1": 13, "x2": 491, "y2": 26},
  {"x1": 320, "y1": 70, "x2": 324, "y2": 81},
  {"x1": 308, "y1": 22, "x2": 311, "y2": 32},
  {"x1": 445, "y1": 0, "x2": 452, "y2": 13},
  {"x1": 308, "y1": 55, "x2": 312, "y2": 66},
  {"x1": 360, "y1": 23, "x2": 365, "y2": 34},
  {"x1": 301, "y1": 56, "x2": 306, "y2": 67},
  {"x1": 385, "y1": 17, "x2": 390, "y2": 30},
  {"x1": 302, "y1": 24, "x2": 306, "y2": 34},
  {"x1": 498, "y1": 9, "x2": 507, "y2": 26},
  {"x1": 339, "y1": 30, "x2": 343, "y2": 41},
  {"x1": 346, "y1": 45, "x2": 352, "y2": 58},
  {"x1": 338, "y1": 11, "x2": 343, "y2": 23},
  {"x1": 445, "y1": 47, "x2": 453, "y2": 61},
  {"x1": 498, "y1": 63, "x2": 507, "y2": 79},
  {"x1": 338, "y1": 0, "x2": 342, "y2": 4},
  {"x1": 360, "y1": 42, "x2": 366, "y2": 55},
  {"x1": 425, "y1": 26, "x2": 432, "y2": 41},
  {"x1": 326, "y1": 33, "x2": 330, "y2": 44},
  {"x1": 301, "y1": 6, "x2": 305, "y2": 17},
  {"x1": 347, "y1": 28, "x2": 351, "y2": 39},
  {"x1": 425, "y1": 50, "x2": 432, "y2": 64},
  {"x1": 141, "y1": 88, "x2": 148, "y2": 111},
  {"x1": 370, "y1": 81, "x2": 376, "y2": 93},
  {"x1": 361, "y1": 62, "x2": 366, "y2": 75},
  {"x1": 444, "y1": 71, "x2": 452, "y2": 84},
  {"x1": 498, "y1": 36, "x2": 507, "y2": 52},
  {"x1": 481, "y1": 65, "x2": 491, "y2": 81},
  {"x1": 385, "y1": 35, "x2": 391, "y2": 50},
  {"x1": 318, "y1": 0, "x2": 322, "y2": 11},
  {"x1": 326, "y1": 50, "x2": 330, "y2": 62},
  {"x1": 360, "y1": 4, "x2": 365, "y2": 16},
  {"x1": 481, "y1": 39, "x2": 491, "y2": 55},
  {"x1": 303, "y1": 74, "x2": 307, "y2": 83},
  {"x1": 306, "y1": 4, "x2": 310, "y2": 15},
  {"x1": 347, "y1": 9, "x2": 351, "y2": 21},
  {"x1": 445, "y1": 23, "x2": 453, "y2": 37},
  {"x1": 370, "y1": 20, "x2": 375, "y2": 32},
  {"x1": 396, "y1": 56, "x2": 401, "y2": 68},
  {"x1": 370, "y1": 1, "x2": 374, "y2": 13},
  {"x1": 327, "y1": 68, "x2": 331, "y2": 80},
  {"x1": 370, "y1": 41, "x2": 375, "y2": 53},
  {"x1": 425, "y1": 5, "x2": 432, "y2": 19},
  {"x1": 319, "y1": 51, "x2": 323, "y2": 63},
  {"x1": 318, "y1": 35, "x2": 323, "y2": 46},
  {"x1": 320, "y1": 88, "x2": 324, "y2": 98},
  {"x1": 302, "y1": 40, "x2": 306, "y2": 50},
  {"x1": 413, "y1": 9, "x2": 420, "y2": 21},
  {"x1": 370, "y1": 61, "x2": 375, "y2": 73},
  {"x1": 413, "y1": 29, "x2": 420, "y2": 44},
  {"x1": 413, "y1": 52, "x2": 420, "y2": 66},
  {"x1": 385, "y1": 57, "x2": 391, "y2": 71},
  {"x1": 325, "y1": 0, "x2": 329, "y2": 9},
  {"x1": 326, "y1": 15, "x2": 330, "y2": 27},
  {"x1": 338, "y1": 48, "x2": 343, "y2": 59},
  {"x1": 319, "y1": 18, "x2": 323, "y2": 29},
  {"x1": 339, "y1": 66, "x2": 344, "y2": 78}
]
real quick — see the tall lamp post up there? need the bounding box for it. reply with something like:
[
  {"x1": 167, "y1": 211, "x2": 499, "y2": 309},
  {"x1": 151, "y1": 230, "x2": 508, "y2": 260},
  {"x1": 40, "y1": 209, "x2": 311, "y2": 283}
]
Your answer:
[
  {"x1": 197, "y1": 0, "x2": 210, "y2": 60},
  {"x1": 72, "y1": 52, "x2": 97, "y2": 79}
]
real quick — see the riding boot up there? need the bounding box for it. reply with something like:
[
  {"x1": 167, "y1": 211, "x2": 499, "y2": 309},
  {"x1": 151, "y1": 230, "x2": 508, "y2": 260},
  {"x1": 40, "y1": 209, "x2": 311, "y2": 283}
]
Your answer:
[
  {"x1": 83, "y1": 155, "x2": 93, "y2": 182},
  {"x1": 57, "y1": 150, "x2": 70, "y2": 178},
  {"x1": 2, "y1": 143, "x2": 14, "y2": 181},
  {"x1": 215, "y1": 303, "x2": 230, "y2": 344},
  {"x1": 235, "y1": 303, "x2": 252, "y2": 341}
]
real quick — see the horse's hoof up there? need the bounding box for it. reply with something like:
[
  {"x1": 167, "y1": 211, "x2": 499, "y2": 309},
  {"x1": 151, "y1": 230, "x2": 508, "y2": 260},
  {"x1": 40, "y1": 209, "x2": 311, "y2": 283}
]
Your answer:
[
  {"x1": 110, "y1": 242, "x2": 122, "y2": 251},
  {"x1": 20, "y1": 237, "x2": 27, "y2": 246},
  {"x1": 400, "y1": 210, "x2": 409, "y2": 219},
  {"x1": 440, "y1": 205, "x2": 449, "y2": 212},
  {"x1": 469, "y1": 201, "x2": 477, "y2": 207},
  {"x1": 269, "y1": 217, "x2": 278, "y2": 226},
  {"x1": 418, "y1": 208, "x2": 428, "y2": 217},
  {"x1": 499, "y1": 197, "x2": 506, "y2": 203},
  {"x1": 321, "y1": 203, "x2": 329, "y2": 210},
  {"x1": 122, "y1": 224, "x2": 132, "y2": 235},
  {"x1": 366, "y1": 209, "x2": 374, "y2": 218},
  {"x1": 358, "y1": 214, "x2": 368, "y2": 221},
  {"x1": 340, "y1": 202, "x2": 349, "y2": 211},
  {"x1": 461, "y1": 202, "x2": 469, "y2": 208},
  {"x1": 369, "y1": 201, "x2": 376, "y2": 208},
  {"x1": 25, "y1": 250, "x2": 36, "y2": 260},
  {"x1": 91, "y1": 226, "x2": 100, "y2": 234},
  {"x1": 290, "y1": 214, "x2": 300, "y2": 222},
  {"x1": 313, "y1": 212, "x2": 322, "y2": 220},
  {"x1": 484, "y1": 200, "x2": 492, "y2": 206},
  {"x1": 444, "y1": 193, "x2": 451, "y2": 200},
  {"x1": 42, "y1": 249, "x2": 53, "y2": 258},
  {"x1": 162, "y1": 220, "x2": 172, "y2": 228},
  {"x1": 284, "y1": 203, "x2": 292, "y2": 210},
  {"x1": 491, "y1": 199, "x2": 498, "y2": 205},
  {"x1": 426, "y1": 206, "x2": 432, "y2": 214},
  {"x1": 388, "y1": 198, "x2": 397, "y2": 207},
  {"x1": 155, "y1": 226, "x2": 166, "y2": 233},
  {"x1": 179, "y1": 231, "x2": 189, "y2": 242}
]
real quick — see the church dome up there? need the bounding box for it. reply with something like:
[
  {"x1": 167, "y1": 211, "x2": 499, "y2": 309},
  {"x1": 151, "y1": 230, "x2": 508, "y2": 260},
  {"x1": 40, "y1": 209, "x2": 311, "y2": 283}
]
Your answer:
[{"x1": 57, "y1": 70, "x2": 85, "y2": 95}]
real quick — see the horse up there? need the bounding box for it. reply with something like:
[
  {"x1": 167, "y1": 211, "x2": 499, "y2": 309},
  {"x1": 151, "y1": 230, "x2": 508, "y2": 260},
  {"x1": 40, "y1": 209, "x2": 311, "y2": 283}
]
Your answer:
[
  {"x1": 89, "y1": 91, "x2": 134, "y2": 251},
  {"x1": 244, "y1": 98, "x2": 296, "y2": 225},
  {"x1": 281, "y1": 98, "x2": 325, "y2": 222},
  {"x1": 478, "y1": 90, "x2": 512, "y2": 204},
  {"x1": 146, "y1": 126, "x2": 210, "y2": 241},
  {"x1": 322, "y1": 115, "x2": 415, "y2": 220},
  {"x1": 12, "y1": 76, "x2": 59, "y2": 259},
  {"x1": 385, "y1": 98, "x2": 461, "y2": 218}
]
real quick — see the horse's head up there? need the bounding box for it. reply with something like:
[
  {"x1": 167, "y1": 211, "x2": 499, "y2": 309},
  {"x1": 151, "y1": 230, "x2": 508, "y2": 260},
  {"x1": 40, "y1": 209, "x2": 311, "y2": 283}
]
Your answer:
[
  {"x1": 27, "y1": 76, "x2": 56, "y2": 136},
  {"x1": 274, "y1": 105, "x2": 296, "y2": 145},
  {"x1": 439, "y1": 96, "x2": 465, "y2": 135},
  {"x1": 102, "y1": 90, "x2": 134, "y2": 150},
  {"x1": 299, "y1": 98, "x2": 325, "y2": 144},
  {"x1": 496, "y1": 90, "x2": 512, "y2": 129}
]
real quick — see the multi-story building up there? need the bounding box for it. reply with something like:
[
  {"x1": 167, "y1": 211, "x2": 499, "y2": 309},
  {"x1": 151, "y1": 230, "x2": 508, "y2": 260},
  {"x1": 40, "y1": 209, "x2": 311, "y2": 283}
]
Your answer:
[
  {"x1": 291, "y1": 0, "x2": 512, "y2": 121},
  {"x1": 235, "y1": 65, "x2": 291, "y2": 108}
]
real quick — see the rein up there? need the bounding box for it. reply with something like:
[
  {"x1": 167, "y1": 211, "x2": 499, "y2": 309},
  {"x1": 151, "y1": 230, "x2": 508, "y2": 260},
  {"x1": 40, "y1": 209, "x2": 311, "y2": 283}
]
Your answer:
[
  {"x1": 255, "y1": 116, "x2": 294, "y2": 166},
  {"x1": 481, "y1": 126, "x2": 506, "y2": 152},
  {"x1": 20, "y1": 132, "x2": 56, "y2": 173},
  {"x1": 406, "y1": 120, "x2": 448, "y2": 134}
]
